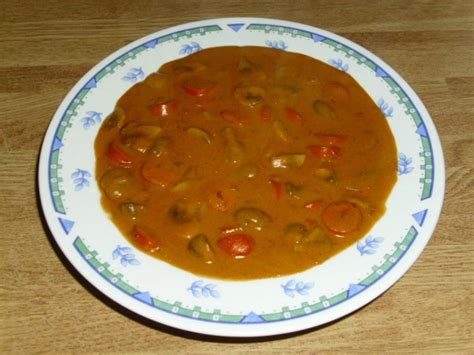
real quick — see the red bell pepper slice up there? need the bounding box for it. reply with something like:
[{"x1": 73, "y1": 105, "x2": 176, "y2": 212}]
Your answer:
[
  {"x1": 107, "y1": 143, "x2": 132, "y2": 165},
  {"x1": 309, "y1": 145, "x2": 341, "y2": 159}
]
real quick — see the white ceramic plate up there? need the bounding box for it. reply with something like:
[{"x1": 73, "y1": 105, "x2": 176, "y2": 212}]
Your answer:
[{"x1": 38, "y1": 18, "x2": 444, "y2": 337}]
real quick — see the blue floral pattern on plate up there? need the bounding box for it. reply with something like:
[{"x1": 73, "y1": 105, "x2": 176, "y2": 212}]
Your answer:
[
  {"x1": 71, "y1": 169, "x2": 91, "y2": 191},
  {"x1": 81, "y1": 111, "x2": 102, "y2": 129},
  {"x1": 281, "y1": 279, "x2": 315, "y2": 297},
  {"x1": 328, "y1": 58, "x2": 349, "y2": 72},
  {"x1": 378, "y1": 99, "x2": 394, "y2": 117},
  {"x1": 112, "y1": 246, "x2": 140, "y2": 266},
  {"x1": 357, "y1": 236, "x2": 384, "y2": 255},
  {"x1": 398, "y1": 153, "x2": 414, "y2": 175},
  {"x1": 187, "y1": 280, "x2": 220, "y2": 298},
  {"x1": 265, "y1": 39, "x2": 288, "y2": 50},
  {"x1": 179, "y1": 42, "x2": 202, "y2": 55},
  {"x1": 122, "y1": 67, "x2": 144, "y2": 83}
]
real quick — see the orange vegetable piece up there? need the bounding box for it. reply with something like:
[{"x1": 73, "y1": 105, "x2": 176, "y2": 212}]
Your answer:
[
  {"x1": 260, "y1": 105, "x2": 272, "y2": 122},
  {"x1": 322, "y1": 201, "x2": 362, "y2": 234},
  {"x1": 314, "y1": 134, "x2": 346, "y2": 146},
  {"x1": 217, "y1": 234, "x2": 254, "y2": 258},
  {"x1": 286, "y1": 108, "x2": 303, "y2": 124},
  {"x1": 141, "y1": 159, "x2": 177, "y2": 187},
  {"x1": 182, "y1": 78, "x2": 215, "y2": 97},
  {"x1": 134, "y1": 227, "x2": 160, "y2": 253},
  {"x1": 304, "y1": 200, "x2": 323, "y2": 211},
  {"x1": 325, "y1": 83, "x2": 349, "y2": 101},
  {"x1": 309, "y1": 145, "x2": 341, "y2": 159},
  {"x1": 269, "y1": 179, "x2": 284, "y2": 200},
  {"x1": 107, "y1": 143, "x2": 132, "y2": 165},
  {"x1": 220, "y1": 110, "x2": 245, "y2": 125},
  {"x1": 150, "y1": 99, "x2": 177, "y2": 117},
  {"x1": 196, "y1": 96, "x2": 216, "y2": 109},
  {"x1": 208, "y1": 186, "x2": 237, "y2": 212}
]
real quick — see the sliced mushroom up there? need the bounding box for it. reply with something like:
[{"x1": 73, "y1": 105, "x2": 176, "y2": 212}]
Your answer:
[
  {"x1": 285, "y1": 182, "x2": 304, "y2": 199},
  {"x1": 284, "y1": 223, "x2": 308, "y2": 244},
  {"x1": 292, "y1": 226, "x2": 329, "y2": 251},
  {"x1": 121, "y1": 123, "x2": 162, "y2": 138},
  {"x1": 104, "y1": 107, "x2": 126, "y2": 129},
  {"x1": 99, "y1": 168, "x2": 133, "y2": 201},
  {"x1": 173, "y1": 62, "x2": 207, "y2": 75},
  {"x1": 188, "y1": 234, "x2": 214, "y2": 263},
  {"x1": 168, "y1": 201, "x2": 193, "y2": 224},
  {"x1": 234, "y1": 86, "x2": 266, "y2": 107},
  {"x1": 237, "y1": 57, "x2": 253, "y2": 73},
  {"x1": 168, "y1": 200, "x2": 205, "y2": 224},
  {"x1": 122, "y1": 136, "x2": 153, "y2": 153},
  {"x1": 237, "y1": 57, "x2": 267, "y2": 80},
  {"x1": 234, "y1": 208, "x2": 272, "y2": 231},
  {"x1": 170, "y1": 180, "x2": 194, "y2": 193},
  {"x1": 304, "y1": 226, "x2": 326, "y2": 242},
  {"x1": 222, "y1": 127, "x2": 243, "y2": 164},
  {"x1": 314, "y1": 167, "x2": 337, "y2": 183},
  {"x1": 145, "y1": 72, "x2": 171, "y2": 92},
  {"x1": 120, "y1": 203, "x2": 144, "y2": 220},
  {"x1": 149, "y1": 137, "x2": 170, "y2": 158}
]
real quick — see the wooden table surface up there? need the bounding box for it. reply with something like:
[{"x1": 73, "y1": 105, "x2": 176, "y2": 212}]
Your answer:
[{"x1": 1, "y1": 0, "x2": 473, "y2": 352}]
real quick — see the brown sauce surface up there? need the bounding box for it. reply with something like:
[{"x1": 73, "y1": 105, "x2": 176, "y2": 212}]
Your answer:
[{"x1": 95, "y1": 46, "x2": 397, "y2": 280}]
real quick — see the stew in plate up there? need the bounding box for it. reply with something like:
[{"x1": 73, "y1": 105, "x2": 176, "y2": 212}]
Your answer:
[{"x1": 95, "y1": 46, "x2": 397, "y2": 280}]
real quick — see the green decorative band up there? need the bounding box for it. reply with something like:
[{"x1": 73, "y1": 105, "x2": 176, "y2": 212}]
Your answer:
[
  {"x1": 50, "y1": 91, "x2": 90, "y2": 214},
  {"x1": 49, "y1": 151, "x2": 65, "y2": 213},
  {"x1": 419, "y1": 137, "x2": 433, "y2": 199},
  {"x1": 74, "y1": 225, "x2": 417, "y2": 324},
  {"x1": 262, "y1": 226, "x2": 417, "y2": 321},
  {"x1": 247, "y1": 23, "x2": 313, "y2": 38},
  {"x1": 73, "y1": 237, "x2": 242, "y2": 323}
]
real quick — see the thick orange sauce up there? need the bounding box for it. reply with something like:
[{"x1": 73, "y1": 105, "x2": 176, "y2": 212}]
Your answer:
[{"x1": 95, "y1": 46, "x2": 397, "y2": 280}]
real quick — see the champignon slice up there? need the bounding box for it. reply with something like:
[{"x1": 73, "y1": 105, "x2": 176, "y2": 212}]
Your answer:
[{"x1": 188, "y1": 234, "x2": 214, "y2": 263}]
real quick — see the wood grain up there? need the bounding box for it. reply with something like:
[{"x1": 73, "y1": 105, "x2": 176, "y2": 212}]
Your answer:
[{"x1": 1, "y1": 0, "x2": 473, "y2": 352}]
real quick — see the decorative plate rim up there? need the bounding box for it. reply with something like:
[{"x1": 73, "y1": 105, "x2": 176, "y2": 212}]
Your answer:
[{"x1": 38, "y1": 17, "x2": 445, "y2": 337}]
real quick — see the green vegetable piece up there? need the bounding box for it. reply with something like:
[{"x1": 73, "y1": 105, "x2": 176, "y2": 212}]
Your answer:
[
  {"x1": 313, "y1": 100, "x2": 336, "y2": 119},
  {"x1": 187, "y1": 127, "x2": 211, "y2": 144},
  {"x1": 121, "y1": 123, "x2": 162, "y2": 138},
  {"x1": 272, "y1": 120, "x2": 289, "y2": 141},
  {"x1": 271, "y1": 154, "x2": 306, "y2": 168},
  {"x1": 236, "y1": 164, "x2": 258, "y2": 179}
]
